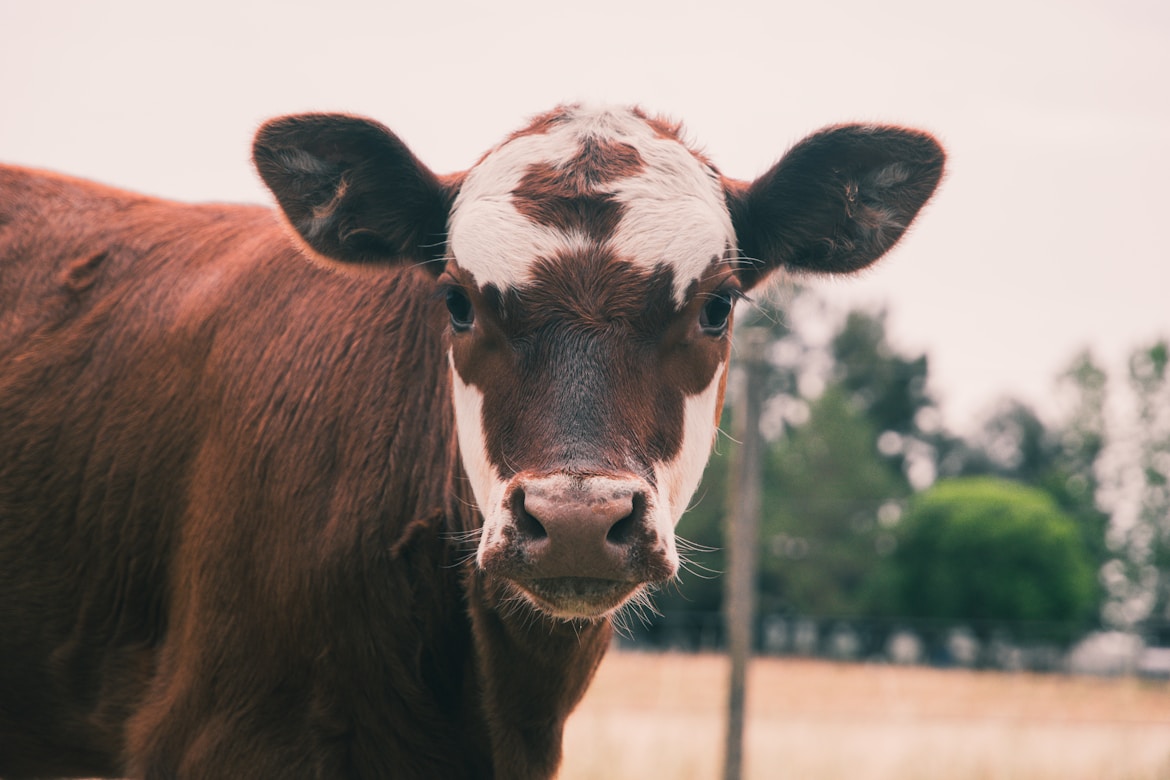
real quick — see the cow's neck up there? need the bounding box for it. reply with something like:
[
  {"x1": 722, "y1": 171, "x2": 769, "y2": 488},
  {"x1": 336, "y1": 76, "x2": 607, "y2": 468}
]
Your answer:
[{"x1": 465, "y1": 572, "x2": 611, "y2": 779}]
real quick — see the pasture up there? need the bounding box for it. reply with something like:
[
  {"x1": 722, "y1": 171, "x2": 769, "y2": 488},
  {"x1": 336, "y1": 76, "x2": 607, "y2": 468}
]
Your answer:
[{"x1": 562, "y1": 652, "x2": 1170, "y2": 780}]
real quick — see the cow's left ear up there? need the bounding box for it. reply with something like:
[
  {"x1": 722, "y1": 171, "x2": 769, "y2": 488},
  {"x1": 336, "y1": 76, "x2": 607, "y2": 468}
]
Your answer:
[
  {"x1": 253, "y1": 113, "x2": 459, "y2": 275},
  {"x1": 725, "y1": 124, "x2": 945, "y2": 290}
]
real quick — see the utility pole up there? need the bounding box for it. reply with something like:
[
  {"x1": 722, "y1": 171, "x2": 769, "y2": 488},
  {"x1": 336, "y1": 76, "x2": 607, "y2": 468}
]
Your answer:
[{"x1": 722, "y1": 327, "x2": 768, "y2": 780}]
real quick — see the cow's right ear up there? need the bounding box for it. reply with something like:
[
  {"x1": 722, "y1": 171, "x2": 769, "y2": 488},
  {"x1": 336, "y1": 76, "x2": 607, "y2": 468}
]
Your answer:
[{"x1": 253, "y1": 113, "x2": 458, "y2": 275}]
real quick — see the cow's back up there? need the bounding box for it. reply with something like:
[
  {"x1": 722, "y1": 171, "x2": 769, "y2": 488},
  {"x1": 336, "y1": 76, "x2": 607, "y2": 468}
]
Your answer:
[{"x1": 0, "y1": 166, "x2": 474, "y2": 776}]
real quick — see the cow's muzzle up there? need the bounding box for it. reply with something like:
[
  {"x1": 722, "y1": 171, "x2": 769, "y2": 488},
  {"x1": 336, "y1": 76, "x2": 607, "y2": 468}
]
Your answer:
[{"x1": 479, "y1": 473, "x2": 676, "y2": 619}]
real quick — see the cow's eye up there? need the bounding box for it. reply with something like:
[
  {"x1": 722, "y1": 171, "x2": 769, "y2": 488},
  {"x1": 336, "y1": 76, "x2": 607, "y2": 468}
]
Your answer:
[
  {"x1": 699, "y1": 290, "x2": 735, "y2": 336},
  {"x1": 445, "y1": 287, "x2": 475, "y2": 331}
]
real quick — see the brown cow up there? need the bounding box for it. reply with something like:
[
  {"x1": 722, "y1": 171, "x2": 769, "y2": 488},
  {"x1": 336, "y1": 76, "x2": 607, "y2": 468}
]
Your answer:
[{"x1": 0, "y1": 105, "x2": 944, "y2": 778}]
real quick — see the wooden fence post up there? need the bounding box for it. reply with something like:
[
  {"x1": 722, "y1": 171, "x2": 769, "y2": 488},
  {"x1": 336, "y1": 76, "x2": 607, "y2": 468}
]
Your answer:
[{"x1": 723, "y1": 327, "x2": 768, "y2": 780}]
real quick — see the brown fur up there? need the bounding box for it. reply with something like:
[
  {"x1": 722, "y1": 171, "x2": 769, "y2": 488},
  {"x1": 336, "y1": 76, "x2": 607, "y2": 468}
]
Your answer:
[{"x1": 448, "y1": 253, "x2": 729, "y2": 481}]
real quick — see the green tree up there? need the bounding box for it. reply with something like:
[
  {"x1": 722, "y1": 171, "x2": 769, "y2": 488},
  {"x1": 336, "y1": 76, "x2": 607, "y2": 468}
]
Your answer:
[
  {"x1": 936, "y1": 398, "x2": 1062, "y2": 485},
  {"x1": 757, "y1": 385, "x2": 906, "y2": 617},
  {"x1": 1107, "y1": 340, "x2": 1170, "y2": 640},
  {"x1": 1044, "y1": 352, "x2": 1111, "y2": 617},
  {"x1": 830, "y1": 308, "x2": 940, "y2": 489},
  {"x1": 831, "y1": 308, "x2": 931, "y2": 438},
  {"x1": 888, "y1": 477, "x2": 1097, "y2": 641}
]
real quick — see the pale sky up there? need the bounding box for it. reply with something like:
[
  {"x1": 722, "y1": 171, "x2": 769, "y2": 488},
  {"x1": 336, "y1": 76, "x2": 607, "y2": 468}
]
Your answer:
[{"x1": 2, "y1": 0, "x2": 1167, "y2": 434}]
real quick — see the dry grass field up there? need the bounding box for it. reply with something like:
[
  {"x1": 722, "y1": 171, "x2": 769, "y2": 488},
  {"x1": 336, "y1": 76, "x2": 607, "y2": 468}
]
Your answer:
[{"x1": 561, "y1": 652, "x2": 1170, "y2": 780}]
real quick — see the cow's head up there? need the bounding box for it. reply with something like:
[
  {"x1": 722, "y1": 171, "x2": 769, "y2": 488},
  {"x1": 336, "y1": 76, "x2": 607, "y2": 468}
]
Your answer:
[{"x1": 253, "y1": 105, "x2": 944, "y2": 620}]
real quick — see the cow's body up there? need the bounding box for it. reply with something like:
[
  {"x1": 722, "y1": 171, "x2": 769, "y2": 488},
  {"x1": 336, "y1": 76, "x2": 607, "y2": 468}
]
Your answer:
[
  {"x1": 0, "y1": 105, "x2": 943, "y2": 778},
  {"x1": 0, "y1": 169, "x2": 492, "y2": 777}
]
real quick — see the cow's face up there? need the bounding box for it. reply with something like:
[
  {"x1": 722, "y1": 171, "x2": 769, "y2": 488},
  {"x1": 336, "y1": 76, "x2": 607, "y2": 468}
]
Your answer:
[
  {"x1": 442, "y1": 108, "x2": 735, "y2": 618},
  {"x1": 253, "y1": 105, "x2": 945, "y2": 621}
]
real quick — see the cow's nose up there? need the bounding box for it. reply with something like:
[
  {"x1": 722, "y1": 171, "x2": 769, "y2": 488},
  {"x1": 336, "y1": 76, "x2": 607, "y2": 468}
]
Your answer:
[
  {"x1": 509, "y1": 477, "x2": 648, "y2": 579},
  {"x1": 519, "y1": 488, "x2": 636, "y2": 545}
]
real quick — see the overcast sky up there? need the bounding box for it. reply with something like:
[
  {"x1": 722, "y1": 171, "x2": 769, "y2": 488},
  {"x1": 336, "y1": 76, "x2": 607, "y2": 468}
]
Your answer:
[{"x1": 2, "y1": 0, "x2": 1167, "y2": 434}]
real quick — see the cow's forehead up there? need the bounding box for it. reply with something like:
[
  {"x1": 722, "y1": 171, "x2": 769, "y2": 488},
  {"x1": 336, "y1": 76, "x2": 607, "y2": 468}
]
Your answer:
[{"x1": 448, "y1": 105, "x2": 735, "y2": 305}]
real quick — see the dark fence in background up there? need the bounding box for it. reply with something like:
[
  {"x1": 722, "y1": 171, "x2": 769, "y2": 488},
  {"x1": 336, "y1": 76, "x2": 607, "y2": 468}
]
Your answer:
[{"x1": 618, "y1": 610, "x2": 1170, "y2": 678}]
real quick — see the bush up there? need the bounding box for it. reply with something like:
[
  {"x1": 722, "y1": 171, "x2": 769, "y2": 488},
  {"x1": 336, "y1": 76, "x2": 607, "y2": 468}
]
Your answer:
[{"x1": 889, "y1": 477, "x2": 1096, "y2": 639}]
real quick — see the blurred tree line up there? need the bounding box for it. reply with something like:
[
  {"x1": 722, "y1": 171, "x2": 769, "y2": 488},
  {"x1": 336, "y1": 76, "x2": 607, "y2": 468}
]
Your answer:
[{"x1": 639, "y1": 288, "x2": 1170, "y2": 653}]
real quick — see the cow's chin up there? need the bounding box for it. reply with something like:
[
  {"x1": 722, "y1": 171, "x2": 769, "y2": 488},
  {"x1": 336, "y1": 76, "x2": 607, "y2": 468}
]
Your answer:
[{"x1": 512, "y1": 578, "x2": 641, "y2": 621}]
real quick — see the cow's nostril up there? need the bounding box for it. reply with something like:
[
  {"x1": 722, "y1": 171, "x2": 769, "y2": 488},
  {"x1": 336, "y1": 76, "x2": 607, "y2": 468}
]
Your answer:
[
  {"x1": 605, "y1": 514, "x2": 633, "y2": 545},
  {"x1": 511, "y1": 487, "x2": 548, "y2": 541},
  {"x1": 605, "y1": 492, "x2": 646, "y2": 546}
]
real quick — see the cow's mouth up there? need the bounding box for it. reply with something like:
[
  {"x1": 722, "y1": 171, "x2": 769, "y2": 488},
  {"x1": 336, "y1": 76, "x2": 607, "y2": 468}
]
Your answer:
[{"x1": 516, "y1": 577, "x2": 640, "y2": 620}]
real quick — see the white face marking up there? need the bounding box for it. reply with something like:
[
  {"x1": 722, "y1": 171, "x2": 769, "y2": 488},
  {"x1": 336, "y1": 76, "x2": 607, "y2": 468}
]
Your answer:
[
  {"x1": 449, "y1": 125, "x2": 584, "y2": 292},
  {"x1": 448, "y1": 352, "x2": 509, "y2": 551},
  {"x1": 607, "y1": 134, "x2": 734, "y2": 303},
  {"x1": 448, "y1": 105, "x2": 734, "y2": 305},
  {"x1": 653, "y1": 362, "x2": 726, "y2": 551}
]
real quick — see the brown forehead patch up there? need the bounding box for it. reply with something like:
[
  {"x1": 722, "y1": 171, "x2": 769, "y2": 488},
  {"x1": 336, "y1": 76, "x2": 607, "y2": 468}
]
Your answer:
[
  {"x1": 523, "y1": 248, "x2": 676, "y2": 331},
  {"x1": 510, "y1": 137, "x2": 645, "y2": 241},
  {"x1": 570, "y1": 137, "x2": 645, "y2": 187},
  {"x1": 511, "y1": 169, "x2": 623, "y2": 241}
]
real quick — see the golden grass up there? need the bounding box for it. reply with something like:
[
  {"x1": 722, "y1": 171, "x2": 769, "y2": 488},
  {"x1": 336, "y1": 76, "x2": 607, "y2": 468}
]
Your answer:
[{"x1": 561, "y1": 652, "x2": 1170, "y2": 780}]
